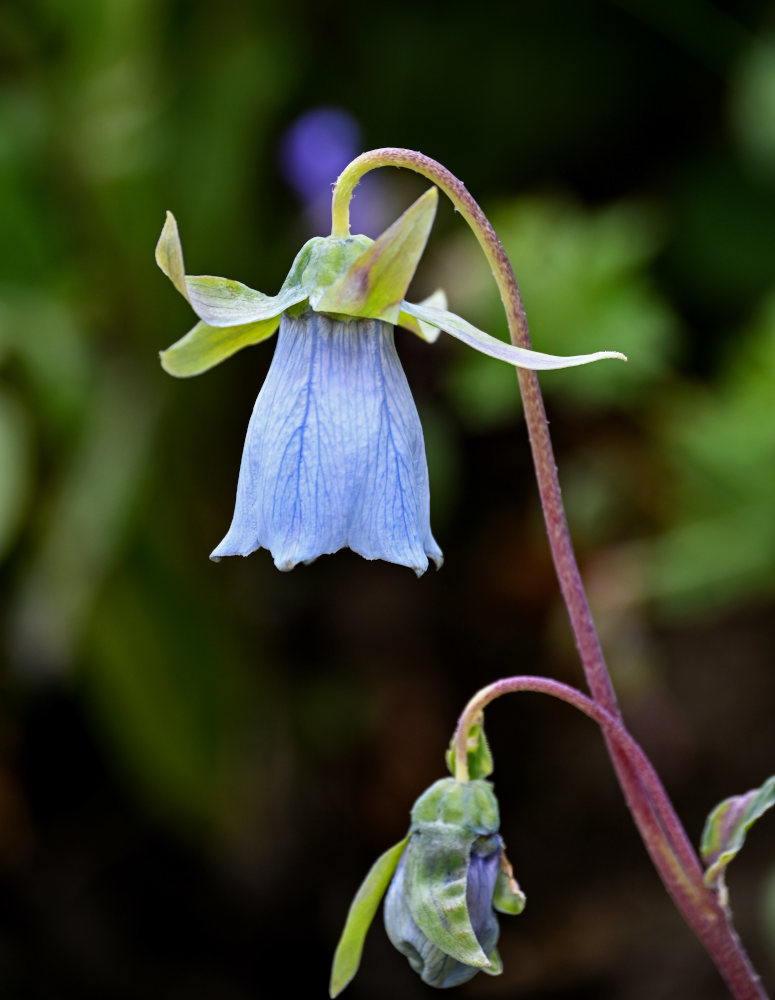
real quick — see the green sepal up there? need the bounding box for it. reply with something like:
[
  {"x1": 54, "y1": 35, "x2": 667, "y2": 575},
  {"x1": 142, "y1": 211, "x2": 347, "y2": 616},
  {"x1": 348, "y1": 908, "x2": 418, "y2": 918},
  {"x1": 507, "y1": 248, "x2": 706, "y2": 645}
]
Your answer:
[
  {"x1": 313, "y1": 188, "x2": 439, "y2": 324},
  {"x1": 155, "y1": 211, "x2": 309, "y2": 327},
  {"x1": 483, "y1": 947, "x2": 503, "y2": 976},
  {"x1": 446, "y1": 717, "x2": 493, "y2": 780},
  {"x1": 329, "y1": 837, "x2": 410, "y2": 998},
  {"x1": 401, "y1": 779, "x2": 501, "y2": 970},
  {"x1": 155, "y1": 211, "x2": 188, "y2": 298},
  {"x1": 403, "y1": 827, "x2": 492, "y2": 970},
  {"x1": 398, "y1": 289, "x2": 446, "y2": 343},
  {"x1": 701, "y1": 774, "x2": 775, "y2": 902},
  {"x1": 160, "y1": 316, "x2": 281, "y2": 378},
  {"x1": 492, "y1": 850, "x2": 526, "y2": 915},
  {"x1": 401, "y1": 299, "x2": 628, "y2": 370},
  {"x1": 298, "y1": 234, "x2": 372, "y2": 303},
  {"x1": 410, "y1": 777, "x2": 499, "y2": 835}
]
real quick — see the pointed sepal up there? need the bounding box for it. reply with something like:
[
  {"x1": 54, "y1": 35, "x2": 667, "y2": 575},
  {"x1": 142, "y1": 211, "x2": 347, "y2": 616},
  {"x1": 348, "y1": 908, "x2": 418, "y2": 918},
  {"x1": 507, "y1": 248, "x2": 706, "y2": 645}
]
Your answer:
[
  {"x1": 155, "y1": 211, "x2": 309, "y2": 329},
  {"x1": 446, "y1": 716, "x2": 493, "y2": 780},
  {"x1": 313, "y1": 188, "x2": 439, "y2": 324},
  {"x1": 329, "y1": 838, "x2": 409, "y2": 998},
  {"x1": 403, "y1": 826, "x2": 492, "y2": 969},
  {"x1": 401, "y1": 299, "x2": 628, "y2": 369},
  {"x1": 155, "y1": 211, "x2": 189, "y2": 299},
  {"x1": 399, "y1": 290, "x2": 446, "y2": 343},
  {"x1": 701, "y1": 774, "x2": 775, "y2": 904},
  {"x1": 160, "y1": 316, "x2": 282, "y2": 377},
  {"x1": 492, "y1": 849, "x2": 527, "y2": 915}
]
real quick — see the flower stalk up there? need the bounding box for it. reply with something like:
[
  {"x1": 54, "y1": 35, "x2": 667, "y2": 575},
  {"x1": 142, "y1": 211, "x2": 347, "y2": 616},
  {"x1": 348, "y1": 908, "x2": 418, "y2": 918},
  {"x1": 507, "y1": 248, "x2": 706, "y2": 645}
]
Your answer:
[{"x1": 332, "y1": 150, "x2": 768, "y2": 999}]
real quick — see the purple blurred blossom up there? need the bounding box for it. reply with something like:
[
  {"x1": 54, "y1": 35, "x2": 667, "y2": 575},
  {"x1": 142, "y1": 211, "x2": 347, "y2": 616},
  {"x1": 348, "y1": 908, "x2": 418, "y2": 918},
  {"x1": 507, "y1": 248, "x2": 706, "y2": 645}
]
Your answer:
[{"x1": 278, "y1": 107, "x2": 385, "y2": 235}]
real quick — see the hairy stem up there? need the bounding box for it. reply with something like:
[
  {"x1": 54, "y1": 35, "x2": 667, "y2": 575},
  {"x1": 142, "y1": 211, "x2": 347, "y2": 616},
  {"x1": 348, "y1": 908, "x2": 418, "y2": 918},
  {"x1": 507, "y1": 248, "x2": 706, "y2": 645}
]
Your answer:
[{"x1": 332, "y1": 149, "x2": 768, "y2": 1000}]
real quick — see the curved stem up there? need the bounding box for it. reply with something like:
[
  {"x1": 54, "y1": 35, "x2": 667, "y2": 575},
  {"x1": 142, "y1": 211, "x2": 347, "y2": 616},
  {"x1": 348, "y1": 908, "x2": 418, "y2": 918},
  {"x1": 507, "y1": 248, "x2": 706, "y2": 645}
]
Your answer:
[
  {"x1": 454, "y1": 675, "x2": 709, "y2": 908},
  {"x1": 332, "y1": 150, "x2": 769, "y2": 1000},
  {"x1": 452, "y1": 676, "x2": 768, "y2": 1000}
]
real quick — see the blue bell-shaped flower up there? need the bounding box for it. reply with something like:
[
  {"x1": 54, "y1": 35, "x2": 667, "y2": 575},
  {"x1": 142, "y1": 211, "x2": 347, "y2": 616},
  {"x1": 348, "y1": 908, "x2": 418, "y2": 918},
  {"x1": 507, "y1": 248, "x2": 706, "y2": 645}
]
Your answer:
[
  {"x1": 210, "y1": 309, "x2": 443, "y2": 575},
  {"x1": 156, "y1": 184, "x2": 624, "y2": 573}
]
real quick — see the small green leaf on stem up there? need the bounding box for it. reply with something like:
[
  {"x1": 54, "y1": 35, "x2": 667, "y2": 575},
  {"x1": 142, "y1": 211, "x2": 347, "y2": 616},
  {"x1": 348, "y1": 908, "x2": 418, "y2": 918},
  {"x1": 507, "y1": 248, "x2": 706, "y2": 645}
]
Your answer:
[{"x1": 701, "y1": 774, "x2": 775, "y2": 901}]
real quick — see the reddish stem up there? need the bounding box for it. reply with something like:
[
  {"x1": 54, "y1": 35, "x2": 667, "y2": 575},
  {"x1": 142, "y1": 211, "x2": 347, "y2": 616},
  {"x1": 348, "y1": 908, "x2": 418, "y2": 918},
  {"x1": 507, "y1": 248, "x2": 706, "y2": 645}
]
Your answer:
[{"x1": 332, "y1": 149, "x2": 769, "y2": 1000}]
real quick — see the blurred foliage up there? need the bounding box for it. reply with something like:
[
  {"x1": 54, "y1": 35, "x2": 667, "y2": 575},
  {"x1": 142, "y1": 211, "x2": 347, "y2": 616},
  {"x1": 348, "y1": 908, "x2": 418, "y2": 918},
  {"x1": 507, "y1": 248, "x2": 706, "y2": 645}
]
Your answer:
[{"x1": 0, "y1": 0, "x2": 774, "y2": 997}]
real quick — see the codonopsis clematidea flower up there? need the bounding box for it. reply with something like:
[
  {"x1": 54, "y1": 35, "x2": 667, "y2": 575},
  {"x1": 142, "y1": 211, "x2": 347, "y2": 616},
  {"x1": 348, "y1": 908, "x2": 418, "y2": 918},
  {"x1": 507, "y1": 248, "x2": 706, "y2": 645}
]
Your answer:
[
  {"x1": 329, "y1": 776, "x2": 526, "y2": 995},
  {"x1": 156, "y1": 187, "x2": 625, "y2": 574}
]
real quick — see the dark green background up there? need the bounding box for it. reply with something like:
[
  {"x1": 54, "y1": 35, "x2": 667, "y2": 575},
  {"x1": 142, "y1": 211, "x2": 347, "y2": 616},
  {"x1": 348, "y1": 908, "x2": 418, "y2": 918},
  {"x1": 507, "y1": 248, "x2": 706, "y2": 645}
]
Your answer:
[{"x1": 1, "y1": 1, "x2": 774, "y2": 997}]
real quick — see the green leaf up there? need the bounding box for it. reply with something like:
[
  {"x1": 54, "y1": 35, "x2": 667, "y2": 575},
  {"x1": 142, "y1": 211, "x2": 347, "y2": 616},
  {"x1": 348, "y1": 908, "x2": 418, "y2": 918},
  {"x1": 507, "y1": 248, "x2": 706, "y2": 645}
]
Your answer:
[
  {"x1": 404, "y1": 828, "x2": 491, "y2": 969},
  {"x1": 314, "y1": 188, "x2": 438, "y2": 323},
  {"x1": 160, "y1": 316, "x2": 281, "y2": 377},
  {"x1": 401, "y1": 299, "x2": 628, "y2": 370},
  {"x1": 399, "y1": 289, "x2": 446, "y2": 343},
  {"x1": 155, "y1": 210, "x2": 308, "y2": 328},
  {"x1": 445, "y1": 717, "x2": 493, "y2": 780},
  {"x1": 330, "y1": 837, "x2": 409, "y2": 998},
  {"x1": 701, "y1": 774, "x2": 775, "y2": 901}
]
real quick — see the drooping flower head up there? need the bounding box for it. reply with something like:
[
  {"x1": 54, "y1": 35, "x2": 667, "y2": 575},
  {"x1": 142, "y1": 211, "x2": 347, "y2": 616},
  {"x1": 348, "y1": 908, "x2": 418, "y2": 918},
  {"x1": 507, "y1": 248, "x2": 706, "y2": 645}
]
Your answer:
[
  {"x1": 157, "y1": 186, "x2": 624, "y2": 573},
  {"x1": 329, "y1": 749, "x2": 526, "y2": 995}
]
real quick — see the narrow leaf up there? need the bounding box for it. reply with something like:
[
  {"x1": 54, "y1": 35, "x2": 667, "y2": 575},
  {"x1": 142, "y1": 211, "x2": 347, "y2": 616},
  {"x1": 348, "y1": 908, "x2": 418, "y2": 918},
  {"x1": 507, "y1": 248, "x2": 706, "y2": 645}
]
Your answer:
[
  {"x1": 160, "y1": 316, "x2": 282, "y2": 378},
  {"x1": 701, "y1": 775, "x2": 775, "y2": 898},
  {"x1": 401, "y1": 300, "x2": 628, "y2": 370},
  {"x1": 314, "y1": 188, "x2": 439, "y2": 323},
  {"x1": 399, "y1": 289, "x2": 446, "y2": 343},
  {"x1": 329, "y1": 837, "x2": 409, "y2": 998}
]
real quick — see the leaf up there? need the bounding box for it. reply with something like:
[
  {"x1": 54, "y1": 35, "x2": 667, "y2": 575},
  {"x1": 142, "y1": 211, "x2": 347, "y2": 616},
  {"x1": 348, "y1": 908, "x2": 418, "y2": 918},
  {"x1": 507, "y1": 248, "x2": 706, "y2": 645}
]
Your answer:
[
  {"x1": 701, "y1": 775, "x2": 775, "y2": 901},
  {"x1": 402, "y1": 299, "x2": 628, "y2": 370},
  {"x1": 330, "y1": 838, "x2": 409, "y2": 998},
  {"x1": 314, "y1": 188, "x2": 438, "y2": 324},
  {"x1": 399, "y1": 289, "x2": 446, "y2": 343},
  {"x1": 160, "y1": 316, "x2": 281, "y2": 377},
  {"x1": 155, "y1": 210, "x2": 307, "y2": 328}
]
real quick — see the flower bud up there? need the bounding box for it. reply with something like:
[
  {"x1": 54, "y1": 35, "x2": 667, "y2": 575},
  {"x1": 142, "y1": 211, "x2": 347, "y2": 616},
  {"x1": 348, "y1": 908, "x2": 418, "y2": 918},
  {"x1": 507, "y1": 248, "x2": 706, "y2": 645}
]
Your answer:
[
  {"x1": 382, "y1": 778, "x2": 515, "y2": 988},
  {"x1": 385, "y1": 831, "x2": 502, "y2": 987}
]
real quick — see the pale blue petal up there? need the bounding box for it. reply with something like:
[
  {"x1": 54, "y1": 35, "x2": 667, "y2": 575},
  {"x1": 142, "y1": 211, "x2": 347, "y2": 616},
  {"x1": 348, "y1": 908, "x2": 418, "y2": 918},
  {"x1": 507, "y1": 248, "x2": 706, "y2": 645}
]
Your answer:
[{"x1": 210, "y1": 311, "x2": 443, "y2": 575}]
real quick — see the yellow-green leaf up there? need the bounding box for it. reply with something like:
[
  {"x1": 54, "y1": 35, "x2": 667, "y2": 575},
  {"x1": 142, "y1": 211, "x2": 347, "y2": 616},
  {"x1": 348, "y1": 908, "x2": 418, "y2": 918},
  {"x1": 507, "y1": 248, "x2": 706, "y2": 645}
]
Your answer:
[{"x1": 330, "y1": 838, "x2": 409, "y2": 998}]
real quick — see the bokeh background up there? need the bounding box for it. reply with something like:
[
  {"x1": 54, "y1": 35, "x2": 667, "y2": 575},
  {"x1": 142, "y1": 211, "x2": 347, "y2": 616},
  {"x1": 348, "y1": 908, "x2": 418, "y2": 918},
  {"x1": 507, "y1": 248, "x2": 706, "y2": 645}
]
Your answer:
[{"x1": 1, "y1": 1, "x2": 774, "y2": 997}]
